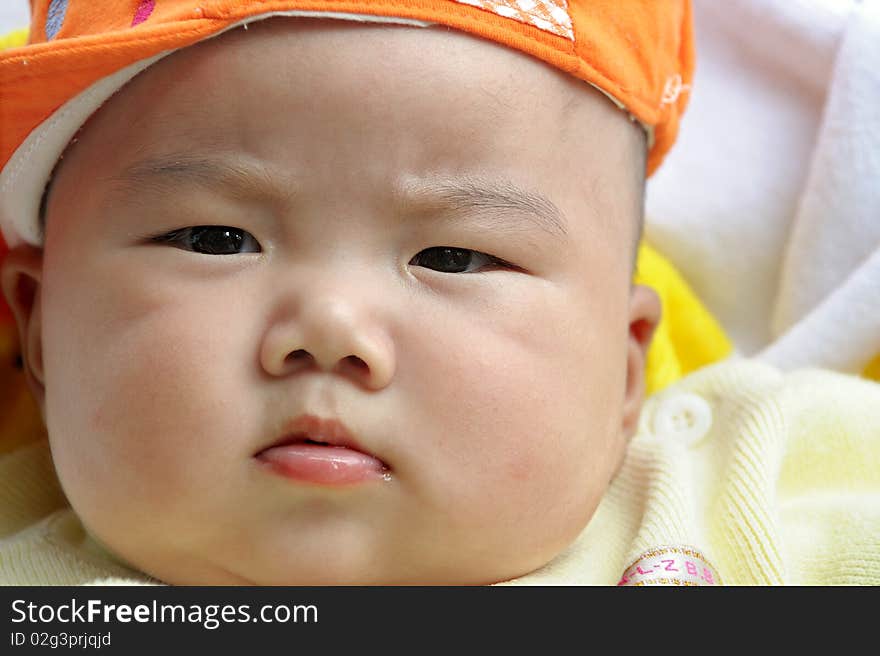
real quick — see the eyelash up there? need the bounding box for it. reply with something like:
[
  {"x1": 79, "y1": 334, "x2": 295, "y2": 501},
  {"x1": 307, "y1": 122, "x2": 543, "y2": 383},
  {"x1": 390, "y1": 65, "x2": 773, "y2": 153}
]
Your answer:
[
  {"x1": 149, "y1": 225, "x2": 515, "y2": 274},
  {"x1": 150, "y1": 226, "x2": 261, "y2": 255}
]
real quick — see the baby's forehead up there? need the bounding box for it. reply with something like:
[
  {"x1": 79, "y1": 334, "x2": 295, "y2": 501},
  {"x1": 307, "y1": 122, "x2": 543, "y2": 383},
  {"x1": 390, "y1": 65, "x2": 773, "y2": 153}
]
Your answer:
[
  {"x1": 71, "y1": 19, "x2": 633, "y2": 181},
  {"x1": 155, "y1": 18, "x2": 599, "y2": 119}
]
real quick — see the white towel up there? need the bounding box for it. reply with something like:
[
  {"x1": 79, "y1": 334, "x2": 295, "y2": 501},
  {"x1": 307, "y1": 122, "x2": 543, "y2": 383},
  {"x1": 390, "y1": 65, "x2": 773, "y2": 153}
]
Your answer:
[{"x1": 646, "y1": 0, "x2": 880, "y2": 374}]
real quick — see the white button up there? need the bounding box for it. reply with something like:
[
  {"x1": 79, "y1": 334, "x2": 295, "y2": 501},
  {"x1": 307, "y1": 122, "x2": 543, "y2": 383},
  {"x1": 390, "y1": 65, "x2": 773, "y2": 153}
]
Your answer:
[{"x1": 653, "y1": 393, "x2": 713, "y2": 446}]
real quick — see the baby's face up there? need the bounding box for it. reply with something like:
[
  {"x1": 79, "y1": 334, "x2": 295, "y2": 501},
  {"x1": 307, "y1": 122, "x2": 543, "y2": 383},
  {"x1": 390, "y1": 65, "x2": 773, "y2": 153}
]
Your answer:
[{"x1": 17, "y1": 19, "x2": 657, "y2": 584}]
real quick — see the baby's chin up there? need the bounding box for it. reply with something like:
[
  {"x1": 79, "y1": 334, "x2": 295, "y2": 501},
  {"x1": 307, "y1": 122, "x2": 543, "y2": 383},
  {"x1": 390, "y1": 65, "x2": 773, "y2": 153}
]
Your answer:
[
  {"x1": 134, "y1": 558, "x2": 546, "y2": 586},
  {"x1": 78, "y1": 471, "x2": 595, "y2": 585},
  {"x1": 109, "y1": 539, "x2": 570, "y2": 586}
]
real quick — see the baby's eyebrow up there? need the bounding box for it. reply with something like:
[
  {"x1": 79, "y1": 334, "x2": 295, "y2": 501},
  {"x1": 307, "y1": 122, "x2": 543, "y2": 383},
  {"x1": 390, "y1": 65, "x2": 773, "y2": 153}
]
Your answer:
[
  {"x1": 399, "y1": 175, "x2": 570, "y2": 241},
  {"x1": 106, "y1": 154, "x2": 570, "y2": 241},
  {"x1": 106, "y1": 154, "x2": 283, "y2": 204}
]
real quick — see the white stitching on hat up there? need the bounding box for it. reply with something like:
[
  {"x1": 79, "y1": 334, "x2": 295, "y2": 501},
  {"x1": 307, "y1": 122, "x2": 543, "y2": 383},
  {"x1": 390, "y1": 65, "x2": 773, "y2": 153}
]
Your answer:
[{"x1": 661, "y1": 73, "x2": 691, "y2": 105}]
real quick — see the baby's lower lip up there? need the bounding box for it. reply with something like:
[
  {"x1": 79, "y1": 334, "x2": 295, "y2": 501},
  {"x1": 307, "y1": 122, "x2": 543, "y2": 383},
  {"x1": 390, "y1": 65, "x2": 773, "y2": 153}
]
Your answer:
[{"x1": 255, "y1": 443, "x2": 389, "y2": 485}]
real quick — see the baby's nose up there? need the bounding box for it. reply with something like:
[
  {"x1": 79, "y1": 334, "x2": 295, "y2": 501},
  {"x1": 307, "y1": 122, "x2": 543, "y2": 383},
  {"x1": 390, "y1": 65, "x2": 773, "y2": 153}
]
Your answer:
[{"x1": 259, "y1": 297, "x2": 395, "y2": 391}]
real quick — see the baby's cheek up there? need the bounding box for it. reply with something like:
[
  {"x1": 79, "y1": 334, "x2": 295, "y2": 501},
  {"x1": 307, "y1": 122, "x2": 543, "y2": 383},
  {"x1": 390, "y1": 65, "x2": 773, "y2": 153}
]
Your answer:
[
  {"x1": 46, "y1": 310, "x2": 251, "y2": 516},
  {"x1": 509, "y1": 431, "x2": 600, "y2": 512},
  {"x1": 450, "y1": 421, "x2": 598, "y2": 541}
]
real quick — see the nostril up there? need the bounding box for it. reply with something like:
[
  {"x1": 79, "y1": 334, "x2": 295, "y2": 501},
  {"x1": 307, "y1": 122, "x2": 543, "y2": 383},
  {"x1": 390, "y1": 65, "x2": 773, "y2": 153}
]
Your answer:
[
  {"x1": 285, "y1": 349, "x2": 313, "y2": 364},
  {"x1": 341, "y1": 355, "x2": 368, "y2": 373},
  {"x1": 281, "y1": 351, "x2": 368, "y2": 375}
]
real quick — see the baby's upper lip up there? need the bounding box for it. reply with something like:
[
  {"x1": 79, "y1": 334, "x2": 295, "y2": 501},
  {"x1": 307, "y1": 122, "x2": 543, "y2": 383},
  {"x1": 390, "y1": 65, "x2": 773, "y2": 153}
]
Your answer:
[{"x1": 257, "y1": 413, "x2": 377, "y2": 458}]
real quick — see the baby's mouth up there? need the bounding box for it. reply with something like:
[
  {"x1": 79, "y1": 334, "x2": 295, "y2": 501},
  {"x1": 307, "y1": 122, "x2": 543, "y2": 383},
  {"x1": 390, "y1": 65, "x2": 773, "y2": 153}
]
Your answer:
[{"x1": 254, "y1": 415, "x2": 390, "y2": 486}]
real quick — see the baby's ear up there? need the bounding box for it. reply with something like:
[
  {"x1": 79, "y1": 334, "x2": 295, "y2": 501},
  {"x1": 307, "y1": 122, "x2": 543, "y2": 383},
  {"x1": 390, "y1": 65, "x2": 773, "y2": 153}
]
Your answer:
[
  {"x1": 621, "y1": 284, "x2": 661, "y2": 440},
  {"x1": 1, "y1": 244, "x2": 47, "y2": 414}
]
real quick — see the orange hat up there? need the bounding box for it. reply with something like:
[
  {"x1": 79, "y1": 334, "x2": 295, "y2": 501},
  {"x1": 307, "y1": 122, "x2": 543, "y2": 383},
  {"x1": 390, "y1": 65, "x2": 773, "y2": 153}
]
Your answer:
[{"x1": 0, "y1": 0, "x2": 694, "y2": 253}]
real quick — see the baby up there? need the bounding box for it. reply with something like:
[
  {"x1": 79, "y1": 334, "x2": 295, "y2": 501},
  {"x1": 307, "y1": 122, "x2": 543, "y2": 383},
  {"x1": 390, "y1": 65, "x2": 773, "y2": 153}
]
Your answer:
[{"x1": 1, "y1": 1, "x2": 878, "y2": 586}]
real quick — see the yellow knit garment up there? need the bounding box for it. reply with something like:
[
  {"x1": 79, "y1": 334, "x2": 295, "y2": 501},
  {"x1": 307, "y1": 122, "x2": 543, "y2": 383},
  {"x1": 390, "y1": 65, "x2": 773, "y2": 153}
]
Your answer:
[{"x1": 510, "y1": 358, "x2": 880, "y2": 585}]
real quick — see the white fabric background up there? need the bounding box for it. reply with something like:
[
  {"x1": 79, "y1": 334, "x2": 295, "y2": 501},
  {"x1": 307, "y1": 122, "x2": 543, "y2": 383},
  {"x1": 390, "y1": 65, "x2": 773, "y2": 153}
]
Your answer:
[
  {"x1": 646, "y1": 0, "x2": 879, "y2": 374},
  {"x1": 0, "y1": 2, "x2": 28, "y2": 31}
]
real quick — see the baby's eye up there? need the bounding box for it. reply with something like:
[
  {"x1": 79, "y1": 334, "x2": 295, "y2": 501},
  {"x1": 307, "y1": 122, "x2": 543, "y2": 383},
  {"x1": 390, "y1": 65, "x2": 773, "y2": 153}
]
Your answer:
[
  {"x1": 409, "y1": 246, "x2": 508, "y2": 273},
  {"x1": 152, "y1": 225, "x2": 262, "y2": 255}
]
